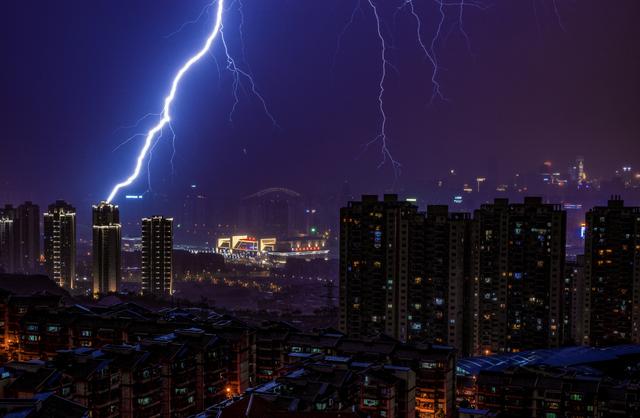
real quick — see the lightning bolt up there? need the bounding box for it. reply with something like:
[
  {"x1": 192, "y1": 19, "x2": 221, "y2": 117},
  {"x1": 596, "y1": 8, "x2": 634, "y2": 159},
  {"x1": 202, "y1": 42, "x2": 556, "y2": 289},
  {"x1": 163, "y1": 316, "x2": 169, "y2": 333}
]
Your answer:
[
  {"x1": 457, "y1": 0, "x2": 473, "y2": 53},
  {"x1": 398, "y1": 0, "x2": 446, "y2": 103},
  {"x1": 163, "y1": 2, "x2": 214, "y2": 39},
  {"x1": 146, "y1": 128, "x2": 164, "y2": 193},
  {"x1": 107, "y1": 0, "x2": 276, "y2": 202},
  {"x1": 361, "y1": 0, "x2": 486, "y2": 174},
  {"x1": 360, "y1": 0, "x2": 491, "y2": 175},
  {"x1": 104, "y1": 0, "x2": 551, "y2": 197},
  {"x1": 552, "y1": 0, "x2": 566, "y2": 32},
  {"x1": 230, "y1": 0, "x2": 251, "y2": 68},
  {"x1": 365, "y1": 0, "x2": 401, "y2": 175},
  {"x1": 106, "y1": 0, "x2": 225, "y2": 203},
  {"x1": 220, "y1": 29, "x2": 278, "y2": 127},
  {"x1": 331, "y1": 0, "x2": 364, "y2": 73}
]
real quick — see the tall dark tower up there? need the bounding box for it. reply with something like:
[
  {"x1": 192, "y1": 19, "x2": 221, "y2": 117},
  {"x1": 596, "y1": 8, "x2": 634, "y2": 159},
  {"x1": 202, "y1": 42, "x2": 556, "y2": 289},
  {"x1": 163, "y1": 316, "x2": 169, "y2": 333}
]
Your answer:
[
  {"x1": 92, "y1": 202, "x2": 121, "y2": 295},
  {"x1": 339, "y1": 194, "x2": 424, "y2": 342},
  {"x1": 44, "y1": 200, "x2": 77, "y2": 289},
  {"x1": 141, "y1": 215, "x2": 173, "y2": 297},
  {"x1": 583, "y1": 197, "x2": 640, "y2": 346},
  {"x1": 471, "y1": 197, "x2": 566, "y2": 355},
  {"x1": 16, "y1": 201, "x2": 40, "y2": 273},
  {"x1": 0, "y1": 205, "x2": 17, "y2": 273},
  {"x1": 408, "y1": 206, "x2": 472, "y2": 354}
]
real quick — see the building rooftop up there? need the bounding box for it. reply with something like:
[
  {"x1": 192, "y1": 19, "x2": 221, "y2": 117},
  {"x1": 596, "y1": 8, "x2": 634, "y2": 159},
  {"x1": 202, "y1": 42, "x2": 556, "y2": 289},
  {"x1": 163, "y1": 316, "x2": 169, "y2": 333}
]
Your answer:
[
  {"x1": 0, "y1": 393, "x2": 87, "y2": 418},
  {"x1": 0, "y1": 274, "x2": 69, "y2": 298},
  {"x1": 457, "y1": 345, "x2": 640, "y2": 376}
]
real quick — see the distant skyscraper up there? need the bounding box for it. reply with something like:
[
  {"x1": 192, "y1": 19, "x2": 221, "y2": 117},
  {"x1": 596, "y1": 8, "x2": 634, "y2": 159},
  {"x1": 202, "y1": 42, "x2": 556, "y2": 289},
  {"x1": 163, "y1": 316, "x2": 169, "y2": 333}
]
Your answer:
[
  {"x1": 44, "y1": 200, "x2": 77, "y2": 289},
  {"x1": 92, "y1": 202, "x2": 121, "y2": 295},
  {"x1": 0, "y1": 205, "x2": 16, "y2": 273},
  {"x1": 583, "y1": 197, "x2": 640, "y2": 346},
  {"x1": 181, "y1": 186, "x2": 210, "y2": 242},
  {"x1": 471, "y1": 197, "x2": 566, "y2": 355},
  {"x1": 569, "y1": 156, "x2": 588, "y2": 186},
  {"x1": 141, "y1": 215, "x2": 173, "y2": 297},
  {"x1": 16, "y1": 202, "x2": 40, "y2": 273},
  {"x1": 240, "y1": 188, "x2": 303, "y2": 238}
]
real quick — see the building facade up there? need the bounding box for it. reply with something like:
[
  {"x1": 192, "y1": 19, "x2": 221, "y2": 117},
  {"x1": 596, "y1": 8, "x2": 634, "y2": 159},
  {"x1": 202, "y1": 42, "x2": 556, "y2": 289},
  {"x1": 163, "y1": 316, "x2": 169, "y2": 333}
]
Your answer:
[
  {"x1": 0, "y1": 206, "x2": 16, "y2": 273},
  {"x1": 583, "y1": 196, "x2": 640, "y2": 346},
  {"x1": 408, "y1": 206, "x2": 472, "y2": 354},
  {"x1": 340, "y1": 196, "x2": 474, "y2": 353},
  {"x1": 339, "y1": 194, "x2": 423, "y2": 342},
  {"x1": 471, "y1": 197, "x2": 566, "y2": 355},
  {"x1": 43, "y1": 200, "x2": 76, "y2": 289},
  {"x1": 564, "y1": 255, "x2": 585, "y2": 345},
  {"x1": 141, "y1": 215, "x2": 173, "y2": 296},
  {"x1": 92, "y1": 202, "x2": 121, "y2": 295},
  {"x1": 16, "y1": 202, "x2": 40, "y2": 274}
]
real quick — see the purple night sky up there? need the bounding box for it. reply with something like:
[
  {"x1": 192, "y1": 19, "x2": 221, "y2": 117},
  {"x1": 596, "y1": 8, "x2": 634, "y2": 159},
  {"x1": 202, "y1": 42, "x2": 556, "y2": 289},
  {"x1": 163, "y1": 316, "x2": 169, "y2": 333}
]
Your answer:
[{"x1": 1, "y1": 1, "x2": 639, "y2": 208}]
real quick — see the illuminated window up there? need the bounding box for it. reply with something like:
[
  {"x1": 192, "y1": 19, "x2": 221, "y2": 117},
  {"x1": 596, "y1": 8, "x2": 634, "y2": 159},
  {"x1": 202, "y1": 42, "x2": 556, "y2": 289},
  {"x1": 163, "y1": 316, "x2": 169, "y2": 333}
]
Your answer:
[{"x1": 374, "y1": 230, "x2": 382, "y2": 248}]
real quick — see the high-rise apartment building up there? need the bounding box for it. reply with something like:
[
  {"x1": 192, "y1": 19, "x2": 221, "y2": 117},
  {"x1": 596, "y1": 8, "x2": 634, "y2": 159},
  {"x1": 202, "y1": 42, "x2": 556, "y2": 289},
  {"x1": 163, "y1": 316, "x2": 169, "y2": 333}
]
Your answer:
[
  {"x1": 141, "y1": 215, "x2": 173, "y2": 297},
  {"x1": 340, "y1": 196, "x2": 475, "y2": 351},
  {"x1": 471, "y1": 197, "x2": 566, "y2": 355},
  {"x1": 407, "y1": 206, "x2": 472, "y2": 354},
  {"x1": 583, "y1": 197, "x2": 640, "y2": 346},
  {"x1": 0, "y1": 205, "x2": 16, "y2": 273},
  {"x1": 16, "y1": 201, "x2": 40, "y2": 273},
  {"x1": 563, "y1": 255, "x2": 585, "y2": 345},
  {"x1": 44, "y1": 200, "x2": 77, "y2": 289},
  {"x1": 0, "y1": 203, "x2": 41, "y2": 274},
  {"x1": 92, "y1": 202, "x2": 121, "y2": 295},
  {"x1": 339, "y1": 194, "x2": 423, "y2": 342}
]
